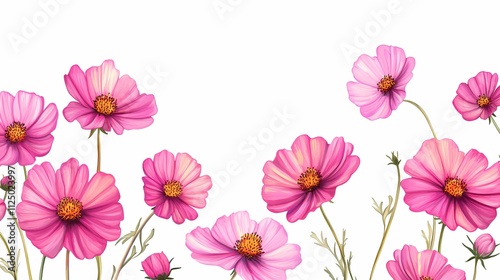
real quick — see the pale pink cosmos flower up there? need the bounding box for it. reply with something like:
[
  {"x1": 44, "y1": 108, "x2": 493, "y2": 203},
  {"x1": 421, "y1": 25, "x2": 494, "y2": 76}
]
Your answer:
[
  {"x1": 474, "y1": 233, "x2": 496, "y2": 257},
  {"x1": 262, "y1": 134, "x2": 360, "y2": 222},
  {"x1": 141, "y1": 252, "x2": 172, "y2": 280},
  {"x1": 0, "y1": 91, "x2": 58, "y2": 165},
  {"x1": 143, "y1": 150, "x2": 212, "y2": 224},
  {"x1": 17, "y1": 158, "x2": 124, "y2": 259},
  {"x1": 347, "y1": 45, "x2": 415, "y2": 120},
  {"x1": 0, "y1": 199, "x2": 5, "y2": 221},
  {"x1": 401, "y1": 138, "x2": 500, "y2": 231},
  {"x1": 63, "y1": 59, "x2": 158, "y2": 135},
  {"x1": 186, "y1": 211, "x2": 301, "y2": 280},
  {"x1": 453, "y1": 71, "x2": 500, "y2": 121},
  {"x1": 387, "y1": 245, "x2": 466, "y2": 279}
]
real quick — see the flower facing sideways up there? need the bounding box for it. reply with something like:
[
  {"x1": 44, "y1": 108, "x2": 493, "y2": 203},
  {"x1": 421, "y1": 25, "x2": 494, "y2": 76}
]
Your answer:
[
  {"x1": 347, "y1": 44, "x2": 415, "y2": 120},
  {"x1": 262, "y1": 134, "x2": 360, "y2": 222},
  {"x1": 142, "y1": 150, "x2": 212, "y2": 224},
  {"x1": 401, "y1": 138, "x2": 500, "y2": 231},
  {"x1": 453, "y1": 71, "x2": 500, "y2": 121},
  {"x1": 63, "y1": 59, "x2": 158, "y2": 135},
  {"x1": 0, "y1": 91, "x2": 58, "y2": 166},
  {"x1": 186, "y1": 211, "x2": 301, "y2": 280},
  {"x1": 17, "y1": 158, "x2": 124, "y2": 259},
  {"x1": 386, "y1": 244, "x2": 465, "y2": 280},
  {"x1": 142, "y1": 252, "x2": 178, "y2": 280}
]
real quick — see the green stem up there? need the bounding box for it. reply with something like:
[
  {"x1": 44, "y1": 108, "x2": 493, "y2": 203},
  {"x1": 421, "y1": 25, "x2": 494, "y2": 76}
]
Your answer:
[
  {"x1": 430, "y1": 217, "x2": 436, "y2": 250},
  {"x1": 403, "y1": 100, "x2": 438, "y2": 139},
  {"x1": 112, "y1": 211, "x2": 155, "y2": 280},
  {"x1": 490, "y1": 116, "x2": 500, "y2": 134},
  {"x1": 97, "y1": 129, "x2": 101, "y2": 172},
  {"x1": 472, "y1": 257, "x2": 478, "y2": 280},
  {"x1": 23, "y1": 166, "x2": 27, "y2": 181},
  {"x1": 369, "y1": 161, "x2": 402, "y2": 280},
  {"x1": 39, "y1": 256, "x2": 45, "y2": 280},
  {"x1": 65, "y1": 250, "x2": 69, "y2": 280},
  {"x1": 96, "y1": 256, "x2": 102, "y2": 280},
  {"x1": 437, "y1": 223, "x2": 445, "y2": 253},
  {"x1": 320, "y1": 205, "x2": 347, "y2": 280},
  {"x1": 230, "y1": 270, "x2": 237, "y2": 280},
  {"x1": 15, "y1": 218, "x2": 32, "y2": 280}
]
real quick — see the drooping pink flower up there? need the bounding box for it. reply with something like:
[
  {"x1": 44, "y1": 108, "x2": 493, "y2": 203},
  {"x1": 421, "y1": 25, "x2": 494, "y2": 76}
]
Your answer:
[
  {"x1": 143, "y1": 150, "x2": 212, "y2": 224},
  {"x1": 386, "y1": 245, "x2": 466, "y2": 280},
  {"x1": 0, "y1": 199, "x2": 5, "y2": 221},
  {"x1": 453, "y1": 71, "x2": 500, "y2": 121},
  {"x1": 474, "y1": 233, "x2": 496, "y2": 257},
  {"x1": 142, "y1": 252, "x2": 172, "y2": 280},
  {"x1": 262, "y1": 134, "x2": 360, "y2": 222},
  {"x1": 186, "y1": 211, "x2": 301, "y2": 280},
  {"x1": 401, "y1": 138, "x2": 500, "y2": 231},
  {"x1": 347, "y1": 45, "x2": 415, "y2": 120},
  {"x1": 0, "y1": 91, "x2": 58, "y2": 165},
  {"x1": 63, "y1": 59, "x2": 158, "y2": 135},
  {"x1": 17, "y1": 158, "x2": 124, "y2": 259}
]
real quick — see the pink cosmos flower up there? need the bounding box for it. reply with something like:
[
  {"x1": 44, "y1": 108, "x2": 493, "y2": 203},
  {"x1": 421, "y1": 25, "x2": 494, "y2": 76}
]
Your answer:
[
  {"x1": 17, "y1": 158, "x2": 124, "y2": 259},
  {"x1": 142, "y1": 252, "x2": 172, "y2": 280},
  {"x1": 0, "y1": 91, "x2": 58, "y2": 165},
  {"x1": 401, "y1": 138, "x2": 500, "y2": 231},
  {"x1": 0, "y1": 199, "x2": 5, "y2": 221},
  {"x1": 63, "y1": 59, "x2": 158, "y2": 135},
  {"x1": 387, "y1": 245, "x2": 466, "y2": 279},
  {"x1": 186, "y1": 211, "x2": 301, "y2": 280},
  {"x1": 474, "y1": 233, "x2": 496, "y2": 257},
  {"x1": 347, "y1": 45, "x2": 415, "y2": 120},
  {"x1": 453, "y1": 71, "x2": 500, "y2": 121},
  {"x1": 262, "y1": 134, "x2": 360, "y2": 222},
  {"x1": 142, "y1": 150, "x2": 212, "y2": 224}
]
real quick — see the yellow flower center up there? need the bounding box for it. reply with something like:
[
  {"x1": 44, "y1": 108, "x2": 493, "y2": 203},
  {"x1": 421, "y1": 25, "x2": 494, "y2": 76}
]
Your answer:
[
  {"x1": 443, "y1": 177, "x2": 467, "y2": 198},
  {"x1": 377, "y1": 75, "x2": 396, "y2": 94},
  {"x1": 163, "y1": 180, "x2": 182, "y2": 197},
  {"x1": 477, "y1": 95, "x2": 490, "y2": 107},
  {"x1": 297, "y1": 167, "x2": 322, "y2": 191},
  {"x1": 57, "y1": 197, "x2": 83, "y2": 221},
  {"x1": 5, "y1": 121, "x2": 27, "y2": 143},
  {"x1": 234, "y1": 232, "x2": 264, "y2": 259},
  {"x1": 420, "y1": 277, "x2": 432, "y2": 280},
  {"x1": 93, "y1": 93, "x2": 117, "y2": 115}
]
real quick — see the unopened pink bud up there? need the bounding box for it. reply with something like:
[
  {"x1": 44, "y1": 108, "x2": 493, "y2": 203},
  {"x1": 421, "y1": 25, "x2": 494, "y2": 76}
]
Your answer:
[{"x1": 474, "y1": 234, "x2": 496, "y2": 256}]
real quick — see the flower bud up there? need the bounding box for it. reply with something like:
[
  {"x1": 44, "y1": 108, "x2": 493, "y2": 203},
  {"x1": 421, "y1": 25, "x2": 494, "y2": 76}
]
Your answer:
[
  {"x1": 0, "y1": 176, "x2": 11, "y2": 192},
  {"x1": 474, "y1": 234, "x2": 496, "y2": 257},
  {"x1": 141, "y1": 252, "x2": 172, "y2": 280}
]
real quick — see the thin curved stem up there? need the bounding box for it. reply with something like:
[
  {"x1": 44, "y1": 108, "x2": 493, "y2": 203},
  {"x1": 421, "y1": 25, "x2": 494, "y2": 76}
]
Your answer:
[
  {"x1": 403, "y1": 100, "x2": 437, "y2": 139},
  {"x1": 230, "y1": 270, "x2": 237, "y2": 280},
  {"x1": 96, "y1": 256, "x2": 102, "y2": 280},
  {"x1": 65, "y1": 250, "x2": 69, "y2": 280},
  {"x1": 112, "y1": 211, "x2": 155, "y2": 280},
  {"x1": 472, "y1": 258, "x2": 478, "y2": 280},
  {"x1": 97, "y1": 129, "x2": 101, "y2": 172},
  {"x1": 38, "y1": 256, "x2": 46, "y2": 280},
  {"x1": 437, "y1": 223, "x2": 445, "y2": 253},
  {"x1": 320, "y1": 205, "x2": 347, "y2": 280},
  {"x1": 15, "y1": 218, "x2": 32, "y2": 280},
  {"x1": 490, "y1": 116, "x2": 500, "y2": 134},
  {"x1": 23, "y1": 166, "x2": 27, "y2": 181},
  {"x1": 369, "y1": 161, "x2": 402, "y2": 280}
]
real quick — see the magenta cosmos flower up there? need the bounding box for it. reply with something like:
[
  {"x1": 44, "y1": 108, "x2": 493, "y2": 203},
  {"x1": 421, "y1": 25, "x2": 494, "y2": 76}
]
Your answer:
[
  {"x1": 0, "y1": 91, "x2": 57, "y2": 165},
  {"x1": 387, "y1": 245, "x2": 465, "y2": 280},
  {"x1": 401, "y1": 138, "x2": 500, "y2": 231},
  {"x1": 453, "y1": 71, "x2": 500, "y2": 121},
  {"x1": 262, "y1": 134, "x2": 360, "y2": 222},
  {"x1": 186, "y1": 211, "x2": 301, "y2": 280},
  {"x1": 347, "y1": 45, "x2": 415, "y2": 120},
  {"x1": 63, "y1": 59, "x2": 158, "y2": 135},
  {"x1": 142, "y1": 252, "x2": 173, "y2": 280},
  {"x1": 17, "y1": 158, "x2": 124, "y2": 259},
  {"x1": 143, "y1": 150, "x2": 212, "y2": 224}
]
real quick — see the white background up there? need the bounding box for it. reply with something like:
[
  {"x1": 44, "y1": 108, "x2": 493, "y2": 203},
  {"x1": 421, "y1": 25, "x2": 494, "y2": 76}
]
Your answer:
[{"x1": 1, "y1": 0, "x2": 500, "y2": 279}]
